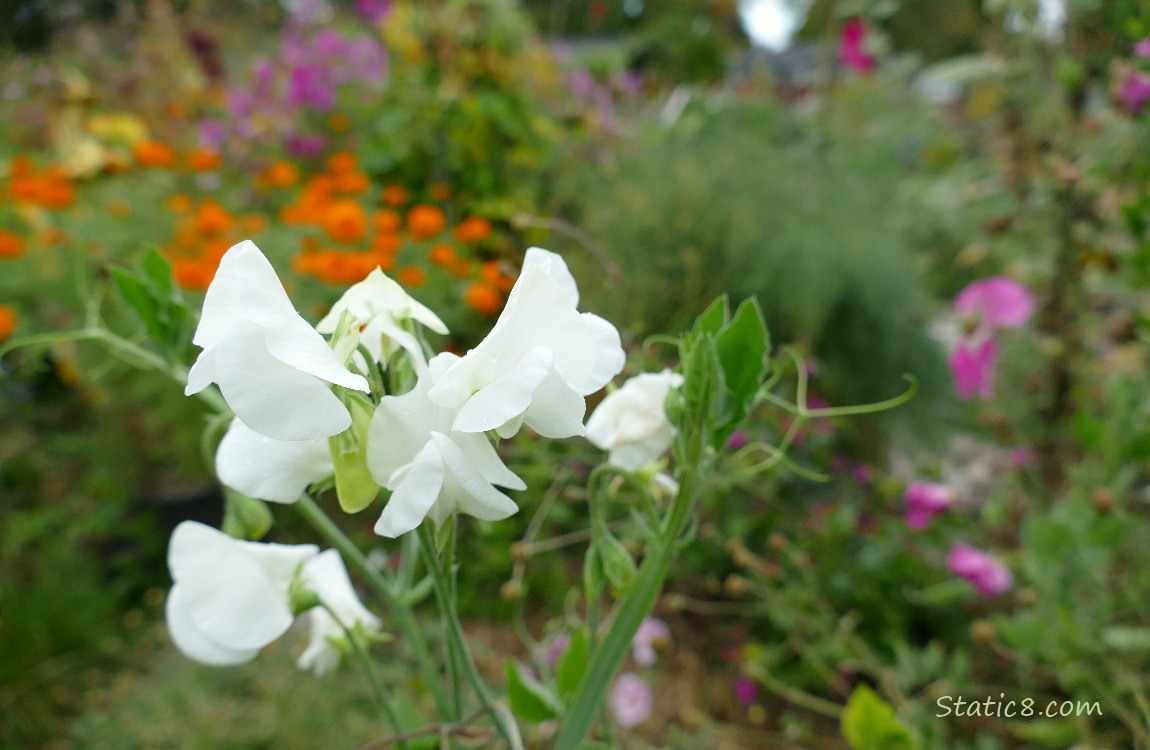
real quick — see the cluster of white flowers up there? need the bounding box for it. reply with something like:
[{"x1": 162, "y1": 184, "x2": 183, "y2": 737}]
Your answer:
[{"x1": 168, "y1": 239, "x2": 684, "y2": 671}]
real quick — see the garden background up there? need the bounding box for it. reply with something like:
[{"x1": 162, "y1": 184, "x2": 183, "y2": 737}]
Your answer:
[{"x1": 3, "y1": 0, "x2": 1150, "y2": 748}]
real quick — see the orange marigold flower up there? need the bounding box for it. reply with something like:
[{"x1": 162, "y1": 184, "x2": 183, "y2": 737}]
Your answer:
[
  {"x1": 480, "y1": 259, "x2": 503, "y2": 284},
  {"x1": 9, "y1": 155, "x2": 35, "y2": 179},
  {"x1": 172, "y1": 258, "x2": 216, "y2": 291},
  {"x1": 186, "y1": 148, "x2": 223, "y2": 172},
  {"x1": 465, "y1": 281, "x2": 503, "y2": 316},
  {"x1": 261, "y1": 161, "x2": 300, "y2": 189},
  {"x1": 452, "y1": 216, "x2": 492, "y2": 244},
  {"x1": 326, "y1": 151, "x2": 358, "y2": 174},
  {"x1": 195, "y1": 200, "x2": 234, "y2": 236},
  {"x1": 451, "y1": 258, "x2": 473, "y2": 279},
  {"x1": 373, "y1": 209, "x2": 402, "y2": 234},
  {"x1": 396, "y1": 265, "x2": 427, "y2": 288},
  {"x1": 335, "y1": 171, "x2": 371, "y2": 195},
  {"x1": 371, "y1": 232, "x2": 402, "y2": 255},
  {"x1": 328, "y1": 112, "x2": 351, "y2": 132},
  {"x1": 108, "y1": 200, "x2": 132, "y2": 218},
  {"x1": 0, "y1": 230, "x2": 26, "y2": 259},
  {"x1": 322, "y1": 199, "x2": 368, "y2": 244},
  {"x1": 168, "y1": 193, "x2": 193, "y2": 213},
  {"x1": 241, "y1": 214, "x2": 268, "y2": 234},
  {"x1": 0, "y1": 304, "x2": 17, "y2": 342},
  {"x1": 133, "y1": 140, "x2": 177, "y2": 168},
  {"x1": 428, "y1": 242, "x2": 457, "y2": 267},
  {"x1": 406, "y1": 204, "x2": 446, "y2": 241},
  {"x1": 382, "y1": 184, "x2": 408, "y2": 207},
  {"x1": 429, "y1": 182, "x2": 452, "y2": 201}
]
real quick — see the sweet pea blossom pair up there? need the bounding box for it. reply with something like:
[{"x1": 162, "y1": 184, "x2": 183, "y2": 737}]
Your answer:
[
  {"x1": 187, "y1": 240, "x2": 626, "y2": 537},
  {"x1": 948, "y1": 276, "x2": 1034, "y2": 400}
]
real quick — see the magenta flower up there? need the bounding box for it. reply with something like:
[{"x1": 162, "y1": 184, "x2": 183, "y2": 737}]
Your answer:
[
  {"x1": 949, "y1": 338, "x2": 998, "y2": 400},
  {"x1": 947, "y1": 543, "x2": 1012, "y2": 597},
  {"x1": 734, "y1": 676, "x2": 759, "y2": 706},
  {"x1": 839, "y1": 18, "x2": 876, "y2": 74},
  {"x1": 903, "y1": 482, "x2": 954, "y2": 531},
  {"x1": 632, "y1": 617, "x2": 670, "y2": 667},
  {"x1": 955, "y1": 276, "x2": 1034, "y2": 332},
  {"x1": 357, "y1": 0, "x2": 393, "y2": 23},
  {"x1": 1120, "y1": 71, "x2": 1150, "y2": 114},
  {"x1": 1136, "y1": 36, "x2": 1150, "y2": 58},
  {"x1": 726, "y1": 429, "x2": 749, "y2": 451},
  {"x1": 610, "y1": 673, "x2": 653, "y2": 728}
]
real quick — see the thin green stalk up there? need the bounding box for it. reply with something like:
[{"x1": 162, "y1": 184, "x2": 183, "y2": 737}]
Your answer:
[
  {"x1": 295, "y1": 495, "x2": 451, "y2": 719},
  {"x1": 326, "y1": 603, "x2": 408, "y2": 750},
  {"x1": 417, "y1": 524, "x2": 515, "y2": 747}
]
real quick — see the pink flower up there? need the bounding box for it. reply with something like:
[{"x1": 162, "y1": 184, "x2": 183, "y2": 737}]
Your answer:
[
  {"x1": 632, "y1": 617, "x2": 670, "y2": 667},
  {"x1": 947, "y1": 543, "x2": 1012, "y2": 597},
  {"x1": 734, "y1": 676, "x2": 759, "y2": 705},
  {"x1": 839, "y1": 18, "x2": 876, "y2": 74},
  {"x1": 356, "y1": 0, "x2": 392, "y2": 24},
  {"x1": 949, "y1": 338, "x2": 998, "y2": 400},
  {"x1": 545, "y1": 633, "x2": 570, "y2": 669},
  {"x1": 726, "y1": 429, "x2": 749, "y2": 451},
  {"x1": 1120, "y1": 71, "x2": 1150, "y2": 114},
  {"x1": 1136, "y1": 36, "x2": 1150, "y2": 58},
  {"x1": 903, "y1": 482, "x2": 954, "y2": 531},
  {"x1": 610, "y1": 673, "x2": 653, "y2": 728},
  {"x1": 955, "y1": 276, "x2": 1034, "y2": 333},
  {"x1": 1010, "y1": 447, "x2": 1034, "y2": 468}
]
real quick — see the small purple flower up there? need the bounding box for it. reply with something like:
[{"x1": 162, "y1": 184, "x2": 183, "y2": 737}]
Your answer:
[
  {"x1": 357, "y1": 0, "x2": 392, "y2": 23},
  {"x1": 288, "y1": 65, "x2": 337, "y2": 110},
  {"x1": 1135, "y1": 36, "x2": 1150, "y2": 58},
  {"x1": 1010, "y1": 446, "x2": 1034, "y2": 468},
  {"x1": 570, "y1": 70, "x2": 596, "y2": 99},
  {"x1": 947, "y1": 543, "x2": 1012, "y2": 597},
  {"x1": 610, "y1": 673, "x2": 653, "y2": 728},
  {"x1": 545, "y1": 633, "x2": 570, "y2": 669},
  {"x1": 734, "y1": 676, "x2": 759, "y2": 706},
  {"x1": 284, "y1": 133, "x2": 328, "y2": 159},
  {"x1": 726, "y1": 429, "x2": 749, "y2": 451},
  {"x1": 949, "y1": 338, "x2": 998, "y2": 400},
  {"x1": 903, "y1": 482, "x2": 954, "y2": 531},
  {"x1": 851, "y1": 464, "x2": 873, "y2": 484},
  {"x1": 632, "y1": 617, "x2": 670, "y2": 667},
  {"x1": 1120, "y1": 71, "x2": 1150, "y2": 114},
  {"x1": 955, "y1": 276, "x2": 1034, "y2": 333},
  {"x1": 198, "y1": 119, "x2": 229, "y2": 149},
  {"x1": 839, "y1": 18, "x2": 876, "y2": 74}
]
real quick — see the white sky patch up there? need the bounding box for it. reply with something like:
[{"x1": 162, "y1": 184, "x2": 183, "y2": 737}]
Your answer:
[{"x1": 738, "y1": 0, "x2": 805, "y2": 52}]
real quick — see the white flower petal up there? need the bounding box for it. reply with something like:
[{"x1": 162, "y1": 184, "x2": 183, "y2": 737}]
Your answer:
[
  {"x1": 302, "y1": 550, "x2": 380, "y2": 631},
  {"x1": 580, "y1": 313, "x2": 626, "y2": 395},
  {"x1": 374, "y1": 440, "x2": 445, "y2": 538},
  {"x1": 453, "y1": 432, "x2": 527, "y2": 490},
  {"x1": 434, "y1": 433, "x2": 519, "y2": 522},
  {"x1": 451, "y1": 348, "x2": 553, "y2": 433},
  {"x1": 524, "y1": 247, "x2": 579, "y2": 306},
  {"x1": 296, "y1": 607, "x2": 343, "y2": 676},
  {"x1": 215, "y1": 419, "x2": 333, "y2": 503},
  {"x1": 263, "y1": 322, "x2": 369, "y2": 393},
  {"x1": 194, "y1": 240, "x2": 301, "y2": 348},
  {"x1": 166, "y1": 584, "x2": 259, "y2": 666},
  {"x1": 523, "y1": 368, "x2": 588, "y2": 438},
  {"x1": 185, "y1": 348, "x2": 217, "y2": 396},
  {"x1": 214, "y1": 324, "x2": 353, "y2": 441}
]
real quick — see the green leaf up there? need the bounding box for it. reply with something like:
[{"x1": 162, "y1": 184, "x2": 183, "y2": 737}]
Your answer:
[
  {"x1": 556, "y1": 628, "x2": 591, "y2": 700},
  {"x1": 111, "y1": 268, "x2": 164, "y2": 341},
  {"x1": 693, "y1": 295, "x2": 729, "y2": 337},
  {"x1": 583, "y1": 545, "x2": 604, "y2": 605},
  {"x1": 712, "y1": 297, "x2": 770, "y2": 446},
  {"x1": 141, "y1": 247, "x2": 175, "y2": 298},
  {"x1": 328, "y1": 395, "x2": 380, "y2": 513},
  {"x1": 505, "y1": 660, "x2": 563, "y2": 723},
  {"x1": 221, "y1": 489, "x2": 273, "y2": 541},
  {"x1": 595, "y1": 533, "x2": 636, "y2": 597},
  {"x1": 842, "y1": 685, "x2": 915, "y2": 750}
]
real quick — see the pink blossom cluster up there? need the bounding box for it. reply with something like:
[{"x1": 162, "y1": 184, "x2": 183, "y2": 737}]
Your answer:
[
  {"x1": 948, "y1": 276, "x2": 1034, "y2": 400},
  {"x1": 1118, "y1": 36, "x2": 1150, "y2": 114}
]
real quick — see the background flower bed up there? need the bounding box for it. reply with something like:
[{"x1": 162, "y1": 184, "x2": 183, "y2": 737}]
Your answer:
[{"x1": 3, "y1": 0, "x2": 1150, "y2": 748}]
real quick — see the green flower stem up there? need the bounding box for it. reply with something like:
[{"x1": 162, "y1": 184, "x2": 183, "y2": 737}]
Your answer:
[
  {"x1": 416, "y1": 523, "x2": 516, "y2": 747},
  {"x1": 326, "y1": 604, "x2": 409, "y2": 750},
  {"x1": 295, "y1": 494, "x2": 451, "y2": 720},
  {"x1": 553, "y1": 440, "x2": 706, "y2": 750}
]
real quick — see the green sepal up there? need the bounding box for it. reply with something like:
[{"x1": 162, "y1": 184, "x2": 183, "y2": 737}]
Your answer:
[
  {"x1": 328, "y1": 392, "x2": 380, "y2": 514},
  {"x1": 595, "y1": 532, "x2": 636, "y2": 598},
  {"x1": 221, "y1": 488, "x2": 273, "y2": 541}
]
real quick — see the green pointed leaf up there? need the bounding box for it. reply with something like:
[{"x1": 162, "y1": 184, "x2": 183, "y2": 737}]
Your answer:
[
  {"x1": 556, "y1": 628, "x2": 591, "y2": 700},
  {"x1": 842, "y1": 685, "x2": 915, "y2": 750},
  {"x1": 505, "y1": 660, "x2": 563, "y2": 722},
  {"x1": 111, "y1": 268, "x2": 164, "y2": 341},
  {"x1": 595, "y1": 533, "x2": 636, "y2": 598},
  {"x1": 713, "y1": 297, "x2": 770, "y2": 444},
  {"x1": 583, "y1": 545, "x2": 604, "y2": 605},
  {"x1": 221, "y1": 489, "x2": 273, "y2": 541},
  {"x1": 693, "y1": 295, "x2": 729, "y2": 336},
  {"x1": 141, "y1": 247, "x2": 175, "y2": 298}
]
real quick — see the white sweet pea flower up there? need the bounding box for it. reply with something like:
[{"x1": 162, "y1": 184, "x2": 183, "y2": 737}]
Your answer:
[
  {"x1": 315, "y1": 267, "x2": 447, "y2": 371},
  {"x1": 296, "y1": 549, "x2": 382, "y2": 676},
  {"x1": 165, "y1": 521, "x2": 318, "y2": 666},
  {"x1": 367, "y1": 352, "x2": 526, "y2": 538},
  {"x1": 427, "y1": 248, "x2": 625, "y2": 439},
  {"x1": 215, "y1": 418, "x2": 334, "y2": 504},
  {"x1": 586, "y1": 370, "x2": 684, "y2": 471},
  {"x1": 185, "y1": 240, "x2": 369, "y2": 441}
]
